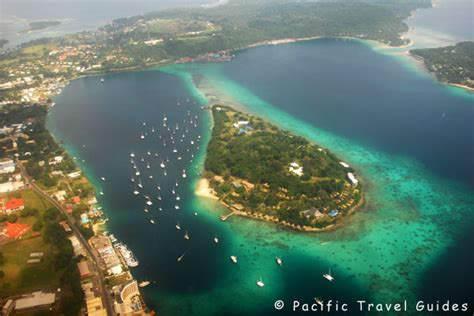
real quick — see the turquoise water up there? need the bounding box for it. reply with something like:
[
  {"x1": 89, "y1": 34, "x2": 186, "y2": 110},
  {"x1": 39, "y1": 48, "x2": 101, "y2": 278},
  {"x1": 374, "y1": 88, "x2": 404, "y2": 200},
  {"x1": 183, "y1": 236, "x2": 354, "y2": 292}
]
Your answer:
[{"x1": 48, "y1": 38, "x2": 474, "y2": 315}]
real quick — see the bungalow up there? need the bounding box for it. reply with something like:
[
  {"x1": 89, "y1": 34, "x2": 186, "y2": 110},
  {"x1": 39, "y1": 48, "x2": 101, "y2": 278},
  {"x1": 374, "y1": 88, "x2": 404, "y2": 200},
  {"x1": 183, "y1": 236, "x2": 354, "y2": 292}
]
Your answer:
[{"x1": 72, "y1": 196, "x2": 81, "y2": 204}]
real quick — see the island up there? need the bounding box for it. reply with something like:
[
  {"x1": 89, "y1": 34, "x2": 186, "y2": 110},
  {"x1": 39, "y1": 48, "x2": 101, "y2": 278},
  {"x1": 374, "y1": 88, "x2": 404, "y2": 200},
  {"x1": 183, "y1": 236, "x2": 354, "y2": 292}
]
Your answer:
[
  {"x1": 200, "y1": 106, "x2": 363, "y2": 231},
  {"x1": 20, "y1": 21, "x2": 61, "y2": 34},
  {"x1": 0, "y1": 39, "x2": 8, "y2": 48},
  {"x1": 410, "y1": 41, "x2": 474, "y2": 90}
]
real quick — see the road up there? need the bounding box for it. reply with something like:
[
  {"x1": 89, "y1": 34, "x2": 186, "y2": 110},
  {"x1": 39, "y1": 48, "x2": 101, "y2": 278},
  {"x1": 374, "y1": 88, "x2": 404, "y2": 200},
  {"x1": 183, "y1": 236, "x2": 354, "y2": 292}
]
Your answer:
[{"x1": 18, "y1": 162, "x2": 115, "y2": 315}]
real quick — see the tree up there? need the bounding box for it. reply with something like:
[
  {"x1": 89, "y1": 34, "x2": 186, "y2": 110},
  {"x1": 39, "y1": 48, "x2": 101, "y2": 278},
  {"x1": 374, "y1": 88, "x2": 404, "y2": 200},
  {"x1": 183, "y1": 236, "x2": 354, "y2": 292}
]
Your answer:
[
  {"x1": 7, "y1": 214, "x2": 17, "y2": 223},
  {"x1": 33, "y1": 220, "x2": 44, "y2": 232}
]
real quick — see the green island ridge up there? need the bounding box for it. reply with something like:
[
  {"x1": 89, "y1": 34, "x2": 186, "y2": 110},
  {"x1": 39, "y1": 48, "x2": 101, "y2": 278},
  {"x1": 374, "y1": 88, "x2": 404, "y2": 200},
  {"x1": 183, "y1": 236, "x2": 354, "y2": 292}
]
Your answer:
[
  {"x1": 410, "y1": 41, "x2": 474, "y2": 90},
  {"x1": 202, "y1": 106, "x2": 363, "y2": 231},
  {"x1": 20, "y1": 21, "x2": 62, "y2": 34},
  {"x1": 1, "y1": 0, "x2": 432, "y2": 105}
]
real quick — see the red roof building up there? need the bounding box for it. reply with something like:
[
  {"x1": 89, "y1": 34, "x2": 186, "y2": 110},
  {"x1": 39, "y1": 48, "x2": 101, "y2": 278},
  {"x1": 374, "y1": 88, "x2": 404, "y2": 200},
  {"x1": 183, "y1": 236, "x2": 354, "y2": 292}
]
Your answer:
[
  {"x1": 72, "y1": 196, "x2": 81, "y2": 204},
  {"x1": 1, "y1": 197, "x2": 25, "y2": 214},
  {"x1": 4, "y1": 222, "x2": 30, "y2": 239}
]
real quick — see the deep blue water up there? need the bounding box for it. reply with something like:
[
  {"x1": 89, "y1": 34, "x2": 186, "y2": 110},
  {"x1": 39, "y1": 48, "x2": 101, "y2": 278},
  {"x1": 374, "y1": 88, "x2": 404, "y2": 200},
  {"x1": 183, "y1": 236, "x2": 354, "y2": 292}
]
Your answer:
[{"x1": 221, "y1": 38, "x2": 474, "y2": 186}]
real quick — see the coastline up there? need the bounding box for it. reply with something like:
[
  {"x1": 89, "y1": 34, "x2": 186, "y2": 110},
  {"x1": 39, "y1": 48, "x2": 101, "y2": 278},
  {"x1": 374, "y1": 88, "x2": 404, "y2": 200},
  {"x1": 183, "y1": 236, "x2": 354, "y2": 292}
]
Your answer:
[
  {"x1": 195, "y1": 174, "x2": 365, "y2": 233},
  {"x1": 194, "y1": 105, "x2": 366, "y2": 233},
  {"x1": 195, "y1": 178, "x2": 218, "y2": 200}
]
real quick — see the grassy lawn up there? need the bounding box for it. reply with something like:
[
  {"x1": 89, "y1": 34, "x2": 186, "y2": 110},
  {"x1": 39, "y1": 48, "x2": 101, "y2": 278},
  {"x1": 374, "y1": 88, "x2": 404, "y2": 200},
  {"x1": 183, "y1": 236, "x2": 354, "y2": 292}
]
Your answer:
[
  {"x1": 0, "y1": 189, "x2": 64, "y2": 296},
  {"x1": 21, "y1": 189, "x2": 53, "y2": 211},
  {"x1": 21, "y1": 43, "x2": 58, "y2": 59},
  {"x1": 0, "y1": 236, "x2": 63, "y2": 296}
]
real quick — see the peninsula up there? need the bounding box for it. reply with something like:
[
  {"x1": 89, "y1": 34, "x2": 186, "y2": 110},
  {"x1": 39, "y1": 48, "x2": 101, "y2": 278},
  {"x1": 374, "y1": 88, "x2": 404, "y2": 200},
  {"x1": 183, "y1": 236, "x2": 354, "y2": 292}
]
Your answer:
[
  {"x1": 19, "y1": 21, "x2": 62, "y2": 34},
  {"x1": 201, "y1": 106, "x2": 363, "y2": 231},
  {"x1": 410, "y1": 41, "x2": 474, "y2": 90}
]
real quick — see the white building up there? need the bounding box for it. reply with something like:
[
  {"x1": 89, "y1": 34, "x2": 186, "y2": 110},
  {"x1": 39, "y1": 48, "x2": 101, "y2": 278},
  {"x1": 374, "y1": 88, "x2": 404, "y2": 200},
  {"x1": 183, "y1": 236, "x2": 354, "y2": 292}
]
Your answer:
[
  {"x1": 67, "y1": 171, "x2": 81, "y2": 178},
  {"x1": 347, "y1": 172, "x2": 359, "y2": 186},
  {"x1": 49, "y1": 156, "x2": 63, "y2": 165},
  {"x1": 233, "y1": 120, "x2": 249, "y2": 128},
  {"x1": 0, "y1": 180, "x2": 25, "y2": 193},
  {"x1": 339, "y1": 161, "x2": 350, "y2": 168},
  {"x1": 289, "y1": 162, "x2": 304, "y2": 177},
  {"x1": 0, "y1": 159, "x2": 15, "y2": 174},
  {"x1": 14, "y1": 291, "x2": 56, "y2": 312}
]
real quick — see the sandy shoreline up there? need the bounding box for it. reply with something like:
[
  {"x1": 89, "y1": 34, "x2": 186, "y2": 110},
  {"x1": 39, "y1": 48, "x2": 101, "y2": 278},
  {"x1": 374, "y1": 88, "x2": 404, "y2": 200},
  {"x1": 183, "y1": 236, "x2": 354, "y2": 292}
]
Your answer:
[
  {"x1": 195, "y1": 173, "x2": 366, "y2": 233},
  {"x1": 195, "y1": 178, "x2": 219, "y2": 200}
]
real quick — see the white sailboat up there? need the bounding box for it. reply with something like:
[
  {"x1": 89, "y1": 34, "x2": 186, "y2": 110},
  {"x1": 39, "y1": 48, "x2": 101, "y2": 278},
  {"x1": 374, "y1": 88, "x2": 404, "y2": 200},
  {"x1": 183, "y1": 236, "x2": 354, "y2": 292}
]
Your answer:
[
  {"x1": 323, "y1": 268, "x2": 334, "y2": 282},
  {"x1": 230, "y1": 256, "x2": 238, "y2": 264},
  {"x1": 150, "y1": 219, "x2": 155, "y2": 224},
  {"x1": 177, "y1": 251, "x2": 186, "y2": 262},
  {"x1": 214, "y1": 236, "x2": 219, "y2": 244},
  {"x1": 184, "y1": 231, "x2": 189, "y2": 240},
  {"x1": 176, "y1": 222, "x2": 181, "y2": 230},
  {"x1": 256, "y1": 278, "x2": 265, "y2": 287},
  {"x1": 276, "y1": 257, "x2": 283, "y2": 266}
]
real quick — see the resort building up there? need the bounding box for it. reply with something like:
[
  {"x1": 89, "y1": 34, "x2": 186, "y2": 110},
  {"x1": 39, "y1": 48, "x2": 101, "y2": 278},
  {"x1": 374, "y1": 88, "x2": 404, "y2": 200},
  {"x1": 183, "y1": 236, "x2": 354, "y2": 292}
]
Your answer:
[
  {"x1": 289, "y1": 162, "x2": 304, "y2": 177},
  {"x1": 2, "y1": 299, "x2": 14, "y2": 316},
  {"x1": 113, "y1": 280, "x2": 145, "y2": 315}
]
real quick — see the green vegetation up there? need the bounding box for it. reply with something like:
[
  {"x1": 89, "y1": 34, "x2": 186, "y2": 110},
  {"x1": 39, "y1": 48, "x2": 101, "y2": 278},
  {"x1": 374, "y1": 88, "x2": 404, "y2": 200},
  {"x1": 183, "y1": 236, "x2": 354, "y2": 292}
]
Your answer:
[
  {"x1": 0, "y1": 1, "x2": 429, "y2": 80},
  {"x1": 22, "y1": 21, "x2": 61, "y2": 33},
  {"x1": 410, "y1": 41, "x2": 474, "y2": 89},
  {"x1": 0, "y1": 190, "x2": 83, "y2": 314},
  {"x1": 204, "y1": 106, "x2": 362, "y2": 229}
]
